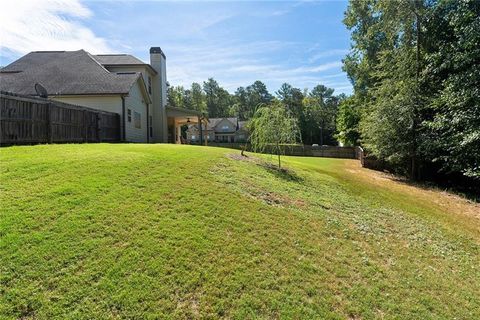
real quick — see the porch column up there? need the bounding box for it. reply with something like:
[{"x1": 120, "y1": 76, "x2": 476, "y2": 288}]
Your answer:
[
  {"x1": 198, "y1": 116, "x2": 203, "y2": 146},
  {"x1": 176, "y1": 122, "x2": 181, "y2": 144},
  {"x1": 204, "y1": 119, "x2": 208, "y2": 146}
]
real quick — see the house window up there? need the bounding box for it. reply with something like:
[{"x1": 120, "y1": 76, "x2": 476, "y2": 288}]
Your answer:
[
  {"x1": 191, "y1": 135, "x2": 196, "y2": 140},
  {"x1": 148, "y1": 77, "x2": 152, "y2": 94},
  {"x1": 127, "y1": 109, "x2": 132, "y2": 122},
  {"x1": 134, "y1": 111, "x2": 141, "y2": 129},
  {"x1": 221, "y1": 125, "x2": 229, "y2": 131}
]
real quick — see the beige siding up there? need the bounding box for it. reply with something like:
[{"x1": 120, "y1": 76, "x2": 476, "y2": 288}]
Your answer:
[
  {"x1": 52, "y1": 95, "x2": 122, "y2": 114},
  {"x1": 186, "y1": 127, "x2": 198, "y2": 141},
  {"x1": 206, "y1": 131, "x2": 214, "y2": 141},
  {"x1": 124, "y1": 81, "x2": 149, "y2": 142},
  {"x1": 53, "y1": 82, "x2": 149, "y2": 143},
  {"x1": 187, "y1": 128, "x2": 214, "y2": 142},
  {"x1": 105, "y1": 66, "x2": 154, "y2": 99},
  {"x1": 235, "y1": 128, "x2": 249, "y2": 142}
]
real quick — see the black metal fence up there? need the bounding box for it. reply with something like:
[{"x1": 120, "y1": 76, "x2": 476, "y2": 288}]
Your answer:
[{"x1": 1, "y1": 91, "x2": 120, "y2": 145}]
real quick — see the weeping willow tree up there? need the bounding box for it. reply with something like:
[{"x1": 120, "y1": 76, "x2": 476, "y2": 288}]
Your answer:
[{"x1": 249, "y1": 101, "x2": 301, "y2": 168}]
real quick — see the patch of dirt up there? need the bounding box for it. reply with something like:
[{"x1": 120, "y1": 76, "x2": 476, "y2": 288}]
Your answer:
[
  {"x1": 227, "y1": 153, "x2": 259, "y2": 162},
  {"x1": 225, "y1": 153, "x2": 307, "y2": 207},
  {"x1": 176, "y1": 294, "x2": 200, "y2": 317},
  {"x1": 255, "y1": 190, "x2": 306, "y2": 208},
  {"x1": 242, "y1": 180, "x2": 307, "y2": 208}
]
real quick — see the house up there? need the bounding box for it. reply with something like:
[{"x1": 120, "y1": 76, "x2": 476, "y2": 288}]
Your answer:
[
  {"x1": 186, "y1": 117, "x2": 248, "y2": 143},
  {"x1": 0, "y1": 47, "x2": 203, "y2": 143}
]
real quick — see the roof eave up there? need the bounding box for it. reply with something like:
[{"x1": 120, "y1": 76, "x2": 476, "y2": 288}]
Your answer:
[
  {"x1": 103, "y1": 63, "x2": 158, "y2": 75},
  {"x1": 126, "y1": 74, "x2": 152, "y2": 104},
  {"x1": 52, "y1": 92, "x2": 130, "y2": 97},
  {"x1": 165, "y1": 106, "x2": 203, "y2": 117}
]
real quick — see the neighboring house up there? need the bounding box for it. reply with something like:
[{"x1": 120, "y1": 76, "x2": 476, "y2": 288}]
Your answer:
[
  {"x1": 186, "y1": 117, "x2": 248, "y2": 143},
  {"x1": 0, "y1": 47, "x2": 202, "y2": 143}
]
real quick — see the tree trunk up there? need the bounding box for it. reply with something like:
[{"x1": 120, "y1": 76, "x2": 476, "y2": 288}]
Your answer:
[
  {"x1": 241, "y1": 143, "x2": 247, "y2": 157},
  {"x1": 411, "y1": 8, "x2": 421, "y2": 181},
  {"x1": 277, "y1": 141, "x2": 281, "y2": 168}
]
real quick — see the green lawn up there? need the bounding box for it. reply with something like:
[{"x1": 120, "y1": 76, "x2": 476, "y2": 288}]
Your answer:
[{"x1": 1, "y1": 144, "x2": 479, "y2": 319}]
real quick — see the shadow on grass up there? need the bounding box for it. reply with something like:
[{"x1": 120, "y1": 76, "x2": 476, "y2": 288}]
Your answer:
[
  {"x1": 257, "y1": 161, "x2": 304, "y2": 183},
  {"x1": 227, "y1": 153, "x2": 304, "y2": 183},
  {"x1": 360, "y1": 166, "x2": 480, "y2": 203},
  {"x1": 393, "y1": 177, "x2": 480, "y2": 203}
]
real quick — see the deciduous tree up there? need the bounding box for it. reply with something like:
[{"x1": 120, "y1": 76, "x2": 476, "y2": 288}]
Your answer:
[{"x1": 249, "y1": 101, "x2": 301, "y2": 168}]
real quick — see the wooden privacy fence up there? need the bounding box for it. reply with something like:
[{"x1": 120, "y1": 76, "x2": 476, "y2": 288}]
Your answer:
[
  {"x1": 284, "y1": 145, "x2": 357, "y2": 158},
  {"x1": 202, "y1": 142, "x2": 358, "y2": 159},
  {"x1": 1, "y1": 91, "x2": 120, "y2": 145}
]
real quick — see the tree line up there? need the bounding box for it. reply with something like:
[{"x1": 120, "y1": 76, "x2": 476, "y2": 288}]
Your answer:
[
  {"x1": 167, "y1": 0, "x2": 478, "y2": 189},
  {"x1": 336, "y1": 0, "x2": 479, "y2": 184},
  {"x1": 167, "y1": 79, "x2": 345, "y2": 145}
]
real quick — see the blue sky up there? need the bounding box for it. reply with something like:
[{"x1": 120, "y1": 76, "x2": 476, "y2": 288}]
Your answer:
[{"x1": 0, "y1": 0, "x2": 352, "y2": 94}]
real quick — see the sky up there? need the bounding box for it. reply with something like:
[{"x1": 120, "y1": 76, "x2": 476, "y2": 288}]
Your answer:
[{"x1": 0, "y1": 0, "x2": 352, "y2": 95}]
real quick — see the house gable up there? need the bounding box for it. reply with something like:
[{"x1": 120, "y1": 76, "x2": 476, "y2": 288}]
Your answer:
[
  {"x1": 186, "y1": 117, "x2": 249, "y2": 143},
  {"x1": 186, "y1": 126, "x2": 199, "y2": 134},
  {"x1": 124, "y1": 79, "x2": 150, "y2": 142},
  {"x1": 213, "y1": 118, "x2": 237, "y2": 133},
  {"x1": 127, "y1": 74, "x2": 151, "y2": 105}
]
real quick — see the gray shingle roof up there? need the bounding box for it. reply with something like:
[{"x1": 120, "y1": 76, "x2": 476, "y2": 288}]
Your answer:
[
  {"x1": 0, "y1": 50, "x2": 141, "y2": 96},
  {"x1": 207, "y1": 118, "x2": 223, "y2": 129},
  {"x1": 93, "y1": 54, "x2": 146, "y2": 66},
  {"x1": 187, "y1": 123, "x2": 212, "y2": 131},
  {"x1": 93, "y1": 54, "x2": 157, "y2": 75},
  {"x1": 210, "y1": 117, "x2": 237, "y2": 129}
]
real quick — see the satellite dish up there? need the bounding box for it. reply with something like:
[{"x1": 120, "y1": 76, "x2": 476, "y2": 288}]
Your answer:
[{"x1": 34, "y1": 83, "x2": 48, "y2": 98}]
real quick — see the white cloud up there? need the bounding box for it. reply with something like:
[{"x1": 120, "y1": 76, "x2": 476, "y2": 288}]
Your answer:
[
  {"x1": 308, "y1": 49, "x2": 349, "y2": 63},
  {"x1": 0, "y1": 0, "x2": 352, "y2": 94},
  {"x1": 164, "y1": 40, "x2": 291, "y2": 85},
  {"x1": 0, "y1": 0, "x2": 112, "y2": 57},
  {"x1": 226, "y1": 61, "x2": 341, "y2": 75},
  {"x1": 291, "y1": 61, "x2": 343, "y2": 73},
  {"x1": 165, "y1": 40, "x2": 349, "y2": 93}
]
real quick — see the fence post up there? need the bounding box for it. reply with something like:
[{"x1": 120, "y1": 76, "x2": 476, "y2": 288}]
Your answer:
[
  {"x1": 356, "y1": 146, "x2": 365, "y2": 167},
  {"x1": 46, "y1": 103, "x2": 53, "y2": 143},
  {"x1": 83, "y1": 110, "x2": 88, "y2": 142},
  {"x1": 96, "y1": 113, "x2": 100, "y2": 142}
]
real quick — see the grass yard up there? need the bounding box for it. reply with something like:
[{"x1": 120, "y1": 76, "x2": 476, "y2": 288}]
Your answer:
[{"x1": 1, "y1": 144, "x2": 479, "y2": 319}]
